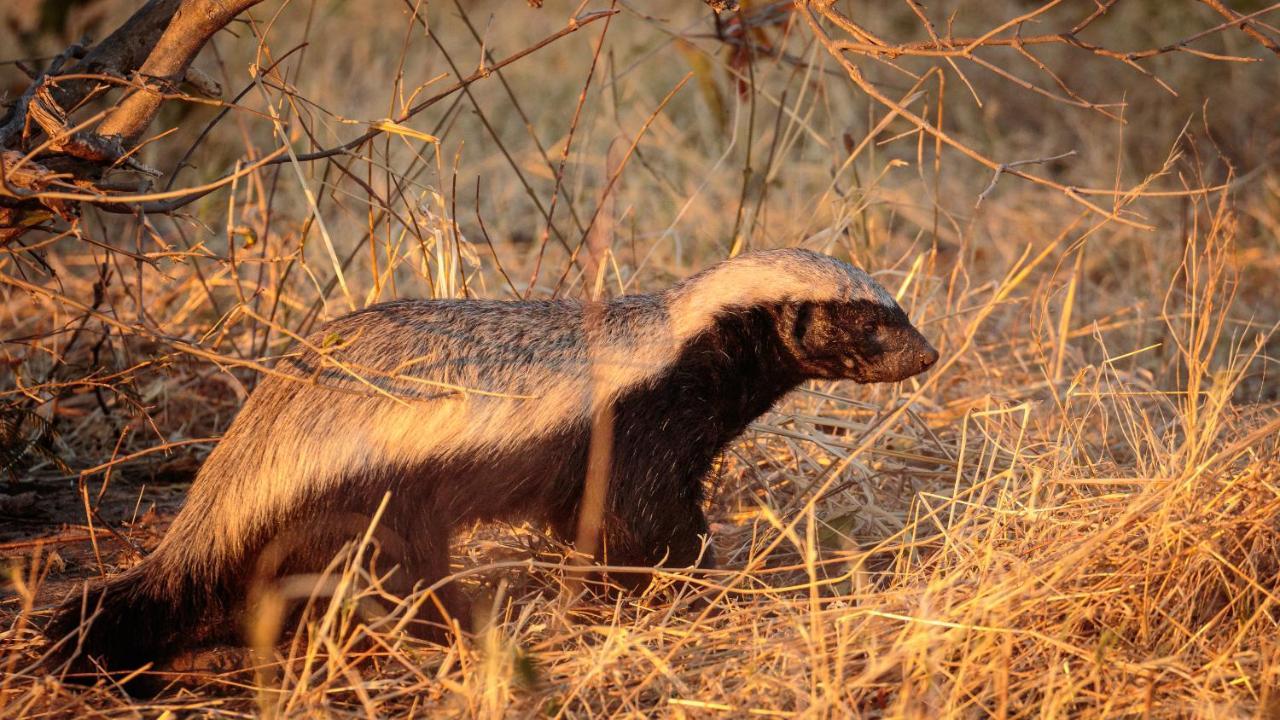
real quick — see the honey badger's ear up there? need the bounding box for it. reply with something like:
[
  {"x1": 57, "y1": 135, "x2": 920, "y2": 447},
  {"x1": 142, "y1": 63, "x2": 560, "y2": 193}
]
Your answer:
[
  {"x1": 788, "y1": 301, "x2": 813, "y2": 343},
  {"x1": 772, "y1": 301, "x2": 804, "y2": 341},
  {"x1": 778, "y1": 301, "x2": 833, "y2": 352}
]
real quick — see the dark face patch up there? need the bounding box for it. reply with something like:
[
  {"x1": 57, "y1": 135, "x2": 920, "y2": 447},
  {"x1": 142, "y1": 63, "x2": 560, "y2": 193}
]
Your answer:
[{"x1": 772, "y1": 299, "x2": 938, "y2": 383}]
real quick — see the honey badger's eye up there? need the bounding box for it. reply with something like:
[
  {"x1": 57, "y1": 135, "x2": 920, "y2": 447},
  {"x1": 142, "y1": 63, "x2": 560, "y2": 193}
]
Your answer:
[{"x1": 862, "y1": 320, "x2": 879, "y2": 335}]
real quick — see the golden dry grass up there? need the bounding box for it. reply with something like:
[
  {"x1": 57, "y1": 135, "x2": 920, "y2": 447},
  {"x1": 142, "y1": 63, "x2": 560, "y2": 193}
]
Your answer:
[{"x1": 2, "y1": 0, "x2": 1279, "y2": 717}]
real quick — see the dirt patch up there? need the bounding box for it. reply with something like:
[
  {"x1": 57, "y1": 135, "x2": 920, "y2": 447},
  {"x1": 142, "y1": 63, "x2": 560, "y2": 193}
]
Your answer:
[{"x1": 1, "y1": 471, "x2": 188, "y2": 612}]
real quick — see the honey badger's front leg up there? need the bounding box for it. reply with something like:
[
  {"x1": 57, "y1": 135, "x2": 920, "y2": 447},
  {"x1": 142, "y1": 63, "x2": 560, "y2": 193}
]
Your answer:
[
  {"x1": 600, "y1": 481, "x2": 717, "y2": 592},
  {"x1": 583, "y1": 416, "x2": 724, "y2": 591},
  {"x1": 548, "y1": 470, "x2": 715, "y2": 592}
]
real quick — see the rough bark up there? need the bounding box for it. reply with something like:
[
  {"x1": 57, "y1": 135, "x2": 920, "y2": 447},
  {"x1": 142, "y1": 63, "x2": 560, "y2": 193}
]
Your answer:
[
  {"x1": 47, "y1": 0, "x2": 184, "y2": 122},
  {"x1": 95, "y1": 0, "x2": 265, "y2": 144},
  {"x1": 0, "y1": 0, "x2": 262, "y2": 232}
]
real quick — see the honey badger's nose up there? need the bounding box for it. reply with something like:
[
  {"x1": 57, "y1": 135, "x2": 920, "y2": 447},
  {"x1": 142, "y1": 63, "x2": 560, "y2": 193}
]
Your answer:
[{"x1": 920, "y1": 343, "x2": 939, "y2": 369}]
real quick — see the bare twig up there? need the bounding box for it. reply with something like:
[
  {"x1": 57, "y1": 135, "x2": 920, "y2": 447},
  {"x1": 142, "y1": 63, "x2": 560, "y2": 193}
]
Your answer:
[
  {"x1": 976, "y1": 150, "x2": 1078, "y2": 207},
  {"x1": 1198, "y1": 0, "x2": 1280, "y2": 55}
]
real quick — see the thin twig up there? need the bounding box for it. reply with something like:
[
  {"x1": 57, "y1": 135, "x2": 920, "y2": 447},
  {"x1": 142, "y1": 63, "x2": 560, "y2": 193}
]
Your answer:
[{"x1": 976, "y1": 150, "x2": 1078, "y2": 208}]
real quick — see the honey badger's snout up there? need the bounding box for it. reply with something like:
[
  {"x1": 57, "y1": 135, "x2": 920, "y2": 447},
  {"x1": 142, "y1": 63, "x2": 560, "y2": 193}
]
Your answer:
[{"x1": 869, "y1": 322, "x2": 939, "y2": 382}]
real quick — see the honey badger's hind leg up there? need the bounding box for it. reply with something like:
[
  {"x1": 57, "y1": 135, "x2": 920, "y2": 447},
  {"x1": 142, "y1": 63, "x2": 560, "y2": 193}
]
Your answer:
[
  {"x1": 379, "y1": 500, "x2": 469, "y2": 643},
  {"x1": 246, "y1": 491, "x2": 468, "y2": 648}
]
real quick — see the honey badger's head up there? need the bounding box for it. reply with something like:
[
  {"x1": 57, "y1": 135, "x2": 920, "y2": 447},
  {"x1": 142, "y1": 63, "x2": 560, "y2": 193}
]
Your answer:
[
  {"x1": 773, "y1": 298, "x2": 938, "y2": 383},
  {"x1": 670, "y1": 248, "x2": 938, "y2": 384},
  {"x1": 762, "y1": 250, "x2": 937, "y2": 383}
]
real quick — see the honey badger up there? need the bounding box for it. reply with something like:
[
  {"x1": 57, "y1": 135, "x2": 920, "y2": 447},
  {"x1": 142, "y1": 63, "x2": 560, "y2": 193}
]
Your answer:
[{"x1": 47, "y1": 248, "x2": 938, "y2": 672}]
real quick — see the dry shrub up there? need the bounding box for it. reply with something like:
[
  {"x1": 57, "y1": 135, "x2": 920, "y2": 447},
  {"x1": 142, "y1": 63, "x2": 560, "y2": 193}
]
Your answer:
[{"x1": 1, "y1": 0, "x2": 1278, "y2": 717}]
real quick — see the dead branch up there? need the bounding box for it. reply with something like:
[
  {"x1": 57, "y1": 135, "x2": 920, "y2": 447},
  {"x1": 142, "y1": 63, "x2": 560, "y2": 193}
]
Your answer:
[
  {"x1": 976, "y1": 150, "x2": 1078, "y2": 208},
  {"x1": 1198, "y1": 0, "x2": 1280, "y2": 55},
  {"x1": 0, "y1": 4, "x2": 618, "y2": 234},
  {"x1": 780, "y1": 1, "x2": 1260, "y2": 219},
  {"x1": 0, "y1": 0, "x2": 1264, "y2": 242},
  {"x1": 46, "y1": 0, "x2": 185, "y2": 115},
  {"x1": 93, "y1": 0, "x2": 265, "y2": 144},
  {"x1": 0, "y1": 0, "x2": 264, "y2": 238}
]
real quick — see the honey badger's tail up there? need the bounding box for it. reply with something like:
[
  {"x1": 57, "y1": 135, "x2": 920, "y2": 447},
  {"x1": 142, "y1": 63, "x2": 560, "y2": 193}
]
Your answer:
[
  {"x1": 44, "y1": 386, "x2": 283, "y2": 678},
  {"x1": 43, "y1": 543, "x2": 235, "y2": 677}
]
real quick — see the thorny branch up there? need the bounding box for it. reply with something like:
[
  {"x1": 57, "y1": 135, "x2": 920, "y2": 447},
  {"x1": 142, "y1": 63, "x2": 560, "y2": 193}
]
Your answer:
[
  {"x1": 976, "y1": 150, "x2": 1078, "y2": 208},
  {"x1": 784, "y1": 1, "x2": 1276, "y2": 225},
  {"x1": 4, "y1": 11, "x2": 617, "y2": 219}
]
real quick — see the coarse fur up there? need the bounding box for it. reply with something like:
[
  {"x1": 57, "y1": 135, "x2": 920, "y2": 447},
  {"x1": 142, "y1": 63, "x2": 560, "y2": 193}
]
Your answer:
[{"x1": 45, "y1": 248, "x2": 938, "y2": 676}]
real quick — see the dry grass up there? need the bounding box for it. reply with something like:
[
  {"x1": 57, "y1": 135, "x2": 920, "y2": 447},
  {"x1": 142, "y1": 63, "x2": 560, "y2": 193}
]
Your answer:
[{"x1": 2, "y1": 0, "x2": 1279, "y2": 717}]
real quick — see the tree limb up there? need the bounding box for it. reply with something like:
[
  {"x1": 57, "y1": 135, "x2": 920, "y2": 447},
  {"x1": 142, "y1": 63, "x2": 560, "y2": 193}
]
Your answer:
[
  {"x1": 48, "y1": 0, "x2": 185, "y2": 121},
  {"x1": 95, "y1": 0, "x2": 265, "y2": 144}
]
